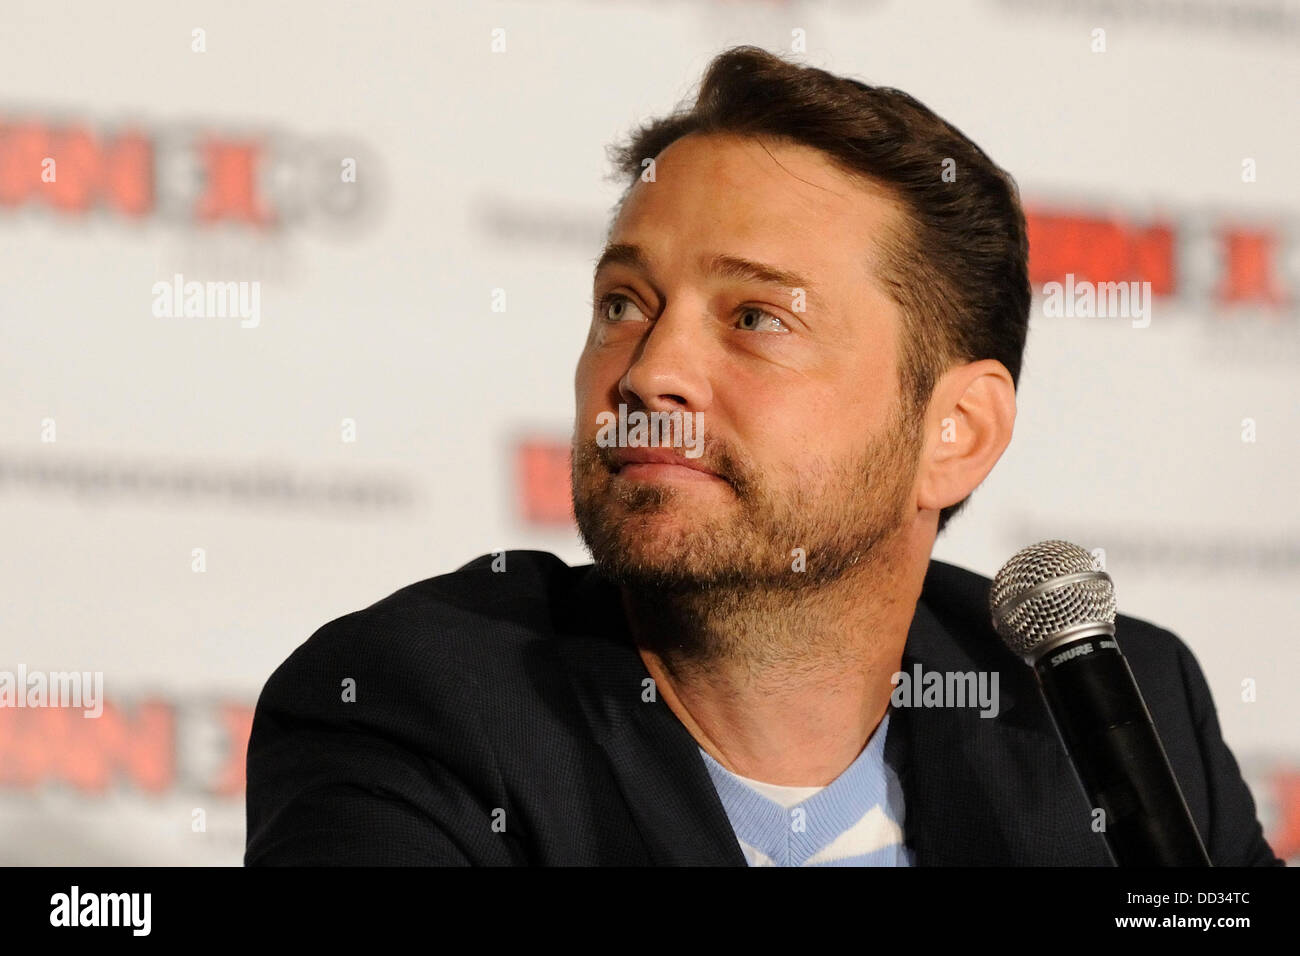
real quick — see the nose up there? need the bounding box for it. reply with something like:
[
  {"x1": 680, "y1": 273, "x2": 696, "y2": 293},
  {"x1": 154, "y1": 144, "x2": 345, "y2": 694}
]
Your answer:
[{"x1": 617, "y1": 311, "x2": 714, "y2": 414}]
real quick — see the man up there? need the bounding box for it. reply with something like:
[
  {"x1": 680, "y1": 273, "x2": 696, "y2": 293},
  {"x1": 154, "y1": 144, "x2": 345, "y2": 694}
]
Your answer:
[{"x1": 245, "y1": 46, "x2": 1281, "y2": 866}]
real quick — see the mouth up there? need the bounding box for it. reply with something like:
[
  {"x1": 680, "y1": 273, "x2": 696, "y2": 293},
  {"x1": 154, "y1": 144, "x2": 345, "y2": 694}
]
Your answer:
[{"x1": 609, "y1": 449, "x2": 727, "y2": 485}]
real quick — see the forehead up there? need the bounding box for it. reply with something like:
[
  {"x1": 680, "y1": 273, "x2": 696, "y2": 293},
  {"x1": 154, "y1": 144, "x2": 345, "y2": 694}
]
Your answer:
[{"x1": 608, "y1": 132, "x2": 904, "y2": 290}]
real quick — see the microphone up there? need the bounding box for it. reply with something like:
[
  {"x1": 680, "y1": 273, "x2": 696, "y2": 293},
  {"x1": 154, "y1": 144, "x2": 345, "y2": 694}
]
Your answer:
[{"x1": 989, "y1": 540, "x2": 1211, "y2": 867}]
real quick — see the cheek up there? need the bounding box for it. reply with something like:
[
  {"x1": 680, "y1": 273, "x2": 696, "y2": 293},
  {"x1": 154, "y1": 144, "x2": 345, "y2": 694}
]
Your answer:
[
  {"x1": 574, "y1": 346, "x2": 619, "y2": 413},
  {"x1": 574, "y1": 348, "x2": 591, "y2": 397},
  {"x1": 718, "y1": 376, "x2": 870, "y2": 474},
  {"x1": 712, "y1": 384, "x2": 810, "y2": 477}
]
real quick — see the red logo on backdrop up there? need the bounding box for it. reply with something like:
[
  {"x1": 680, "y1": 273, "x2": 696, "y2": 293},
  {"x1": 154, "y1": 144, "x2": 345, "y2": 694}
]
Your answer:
[
  {"x1": 1271, "y1": 770, "x2": 1300, "y2": 860},
  {"x1": 0, "y1": 699, "x2": 252, "y2": 797},
  {"x1": 516, "y1": 439, "x2": 573, "y2": 525},
  {"x1": 1027, "y1": 210, "x2": 1176, "y2": 295},
  {"x1": 1025, "y1": 207, "x2": 1295, "y2": 309},
  {"x1": 0, "y1": 113, "x2": 370, "y2": 230}
]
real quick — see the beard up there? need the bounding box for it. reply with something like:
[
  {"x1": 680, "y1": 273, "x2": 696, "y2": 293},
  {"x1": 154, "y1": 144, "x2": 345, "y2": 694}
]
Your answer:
[{"x1": 570, "y1": 395, "x2": 925, "y2": 596}]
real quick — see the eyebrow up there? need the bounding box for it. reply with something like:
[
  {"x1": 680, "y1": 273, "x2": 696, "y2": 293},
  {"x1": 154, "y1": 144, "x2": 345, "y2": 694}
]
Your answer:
[{"x1": 593, "y1": 242, "x2": 824, "y2": 311}]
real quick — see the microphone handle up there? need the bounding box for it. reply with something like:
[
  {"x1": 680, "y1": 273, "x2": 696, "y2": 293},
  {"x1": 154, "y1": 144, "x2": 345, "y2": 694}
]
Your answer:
[{"x1": 1033, "y1": 635, "x2": 1212, "y2": 866}]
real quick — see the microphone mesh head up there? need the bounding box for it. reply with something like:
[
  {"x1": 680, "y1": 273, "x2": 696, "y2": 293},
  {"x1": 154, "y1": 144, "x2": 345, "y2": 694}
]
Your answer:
[{"x1": 989, "y1": 540, "x2": 1117, "y2": 656}]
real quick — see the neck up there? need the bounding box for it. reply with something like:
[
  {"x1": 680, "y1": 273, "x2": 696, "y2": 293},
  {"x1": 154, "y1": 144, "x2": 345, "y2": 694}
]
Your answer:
[{"x1": 625, "y1": 521, "x2": 932, "y2": 787}]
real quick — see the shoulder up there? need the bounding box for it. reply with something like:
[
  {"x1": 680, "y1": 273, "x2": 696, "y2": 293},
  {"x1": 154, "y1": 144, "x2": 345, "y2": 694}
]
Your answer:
[
  {"x1": 254, "y1": 550, "x2": 588, "y2": 726},
  {"x1": 919, "y1": 556, "x2": 1215, "y2": 746},
  {"x1": 246, "y1": 551, "x2": 590, "y2": 864},
  {"x1": 286, "y1": 548, "x2": 577, "y2": 653}
]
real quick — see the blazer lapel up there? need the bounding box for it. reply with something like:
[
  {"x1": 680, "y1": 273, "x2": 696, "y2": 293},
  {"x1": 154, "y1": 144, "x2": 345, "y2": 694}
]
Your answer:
[{"x1": 553, "y1": 567, "x2": 746, "y2": 866}]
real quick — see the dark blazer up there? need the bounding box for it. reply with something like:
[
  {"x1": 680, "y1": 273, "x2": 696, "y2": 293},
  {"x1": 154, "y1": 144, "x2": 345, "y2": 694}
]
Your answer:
[{"x1": 244, "y1": 551, "x2": 1282, "y2": 866}]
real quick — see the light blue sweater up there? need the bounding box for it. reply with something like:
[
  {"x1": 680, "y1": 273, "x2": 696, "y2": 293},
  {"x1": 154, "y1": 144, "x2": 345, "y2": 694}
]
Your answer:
[{"x1": 698, "y1": 711, "x2": 913, "y2": 866}]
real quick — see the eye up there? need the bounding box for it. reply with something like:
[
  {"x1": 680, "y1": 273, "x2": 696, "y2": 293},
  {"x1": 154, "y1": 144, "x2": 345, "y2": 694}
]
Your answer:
[
  {"x1": 735, "y1": 307, "x2": 788, "y2": 333},
  {"x1": 596, "y1": 292, "x2": 649, "y2": 323}
]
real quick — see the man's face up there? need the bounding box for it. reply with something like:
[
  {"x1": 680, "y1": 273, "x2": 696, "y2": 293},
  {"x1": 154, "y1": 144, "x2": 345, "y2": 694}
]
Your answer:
[{"x1": 572, "y1": 132, "x2": 925, "y2": 591}]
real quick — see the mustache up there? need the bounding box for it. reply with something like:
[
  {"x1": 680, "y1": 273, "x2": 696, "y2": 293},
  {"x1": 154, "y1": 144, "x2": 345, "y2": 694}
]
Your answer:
[{"x1": 578, "y1": 434, "x2": 750, "y2": 493}]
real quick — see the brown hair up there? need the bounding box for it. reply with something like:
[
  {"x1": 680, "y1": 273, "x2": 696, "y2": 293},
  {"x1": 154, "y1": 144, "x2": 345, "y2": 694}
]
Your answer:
[{"x1": 605, "y1": 45, "x2": 1031, "y2": 534}]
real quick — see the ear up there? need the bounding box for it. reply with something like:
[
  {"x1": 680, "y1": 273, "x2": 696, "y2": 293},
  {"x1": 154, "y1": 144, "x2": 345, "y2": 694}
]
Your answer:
[{"x1": 915, "y1": 359, "x2": 1017, "y2": 515}]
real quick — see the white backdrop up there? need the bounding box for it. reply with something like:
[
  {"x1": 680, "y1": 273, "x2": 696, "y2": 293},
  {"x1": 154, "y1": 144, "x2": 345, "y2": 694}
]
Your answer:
[{"x1": 1, "y1": 0, "x2": 1296, "y2": 865}]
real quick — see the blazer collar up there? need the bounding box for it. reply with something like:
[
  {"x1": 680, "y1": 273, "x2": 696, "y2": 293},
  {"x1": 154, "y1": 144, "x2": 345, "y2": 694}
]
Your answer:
[{"x1": 553, "y1": 562, "x2": 1111, "y2": 866}]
